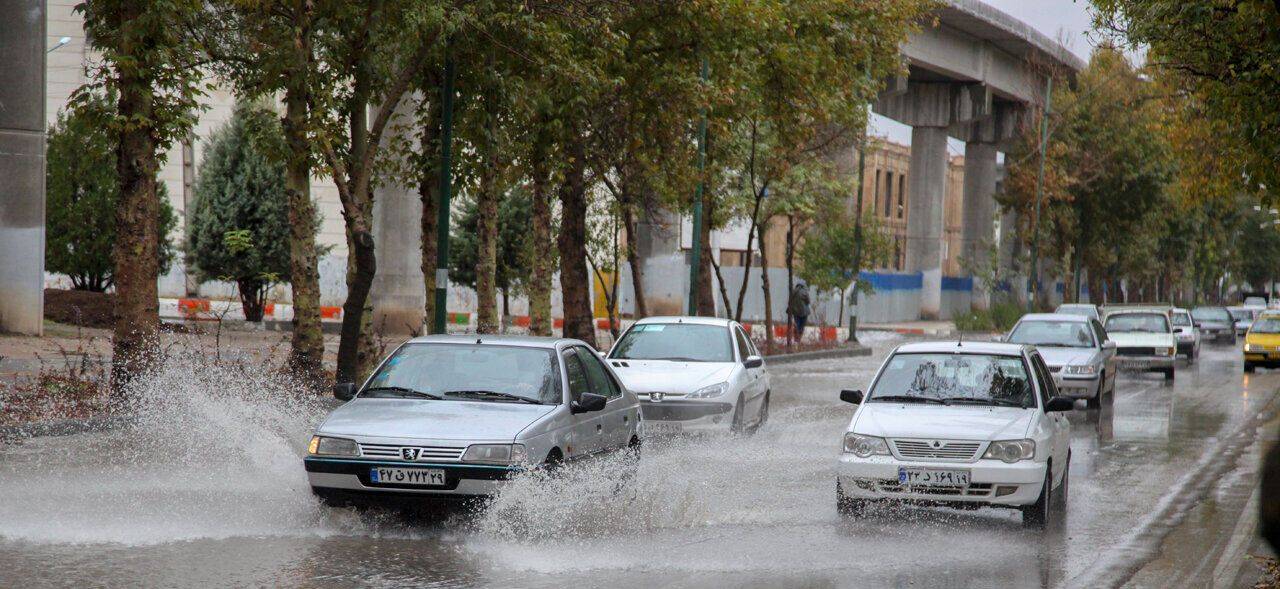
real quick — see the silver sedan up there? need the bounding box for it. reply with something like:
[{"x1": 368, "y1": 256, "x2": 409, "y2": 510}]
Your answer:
[{"x1": 1004, "y1": 313, "x2": 1117, "y2": 409}]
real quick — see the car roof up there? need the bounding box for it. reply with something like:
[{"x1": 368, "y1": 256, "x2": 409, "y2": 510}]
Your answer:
[
  {"x1": 634, "y1": 316, "x2": 734, "y2": 327},
  {"x1": 1172, "y1": 307, "x2": 1189, "y2": 313},
  {"x1": 894, "y1": 340, "x2": 1029, "y2": 356},
  {"x1": 1019, "y1": 313, "x2": 1088, "y2": 323},
  {"x1": 1056, "y1": 303, "x2": 1095, "y2": 309},
  {"x1": 1105, "y1": 307, "x2": 1167, "y2": 315},
  {"x1": 402, "y1": 334, "x2": 582, "y2": 349}
]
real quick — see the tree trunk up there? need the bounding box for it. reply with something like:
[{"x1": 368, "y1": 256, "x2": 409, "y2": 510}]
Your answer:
[
  {"x1": 557, "y1": 133, "x2": 596, "y2": 347},
  {"x1": 785, "y1": 215, "x2": 795, "y2": 347},
  {"x1": 758, "y1": 220, "x2": 774, "y2": 354},
  {"x1": 474, "y1": 94, "x2": 500, "y2": 334},
  {"x1": 621, "y1": 203, "x2": 648, "y2": 319},
  {"x1": 336, "y1": 57, "x2": 377, "y2": 384},
  {"x1": 711, "y1": 255, "x2": 734, "y2": 317},
  {"x1": 110, "y1": 62, "x2": 162, "y2": 397},
  {"x1": 237, "y1": 278, "x2": 266, "y2": 322},
  {"x1": 696, "y1": 195, "x2": 716, "y2": 316},
  {"x1": 528, "y1": 118, "x2": 554, "y2": 336},
  {"x1": 282, "y1": 85, "x2": 324, "y2": 384},
  {"x1": 419, "y1": 75, "x2": 443, "y2": 335},
  {"x1": 733, "y1": 188, "x2": 766, "y2": 323}
]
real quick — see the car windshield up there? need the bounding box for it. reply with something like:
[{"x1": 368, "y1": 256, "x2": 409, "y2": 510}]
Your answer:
[
  {"x1": 1105, "y1": 313, "x2": 1170, "y2": 333},
  {"x1": 1192, "y1": 307, "x2": 1231, "y2": 322},
  {"x1": 1252, "y1": 317, "x2": 1280, "y2": 334},
  {"x1": 361, "y1": 344, "x2": 561, "y2": 404},
  {"x1": 610, "y1": 323, "x2": 734, "y2": 362},
  {"x1": 1007, "y1": 320, "x2": 1095, "y2": 348},
  {"x1": 868, "y1": 353, "x2": 1035, "y2": 408},
  {"x1": 1056, "y1": 305, "x2": 1095, "y2": 318},
  {"x1": 1171, "y1": 313, "x2": 1191, "y2": 327},
  {"x1": 1229, "y1": 309, "x2": 1255, "y2": 321}
]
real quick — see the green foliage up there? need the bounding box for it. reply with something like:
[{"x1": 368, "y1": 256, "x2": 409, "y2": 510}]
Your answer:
[
  {"x1": 797, "y1": 211, "x2": 892, "y2": 294},
  {"x1": 45, "y1": 94, "x2": 176, "y2": 292},
  {"x1": 954, "y1": 302, "x2": 1024, "y2": 333},
  {"x1": 187, "y1": 102, "x2": 297, "y2": 319},
  {"x1": 448, "y1": 189, "x2": 532, "y2": 296}
]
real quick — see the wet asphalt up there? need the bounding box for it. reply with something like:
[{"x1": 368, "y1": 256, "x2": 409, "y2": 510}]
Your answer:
[{"x1": 0, "y1": 333, "x2": 1274, "y2": 589}]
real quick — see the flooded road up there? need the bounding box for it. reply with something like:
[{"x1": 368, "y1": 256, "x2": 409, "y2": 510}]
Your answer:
[{"x1": 1, "y1": 334, "x2": 1275, "y2": 588}]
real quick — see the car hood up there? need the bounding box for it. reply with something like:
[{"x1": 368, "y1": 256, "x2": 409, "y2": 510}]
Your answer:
[
  {"x1": 854, "y1": 403, "x2": 1035, "y2": 441},
  {"x1": 609, "y1": 360, "x2": 736, "y2": 394},
  {"x1": 318, "y1": 398, "x2": 556, "y2": 441},
  {"x1": 1109, "y1": 331, "x2": 1174, "y2": 347},
  {"x1": 1036, "y1": 346, "x2": 1095, "y2": 368},
  {"x1": 1247, "y1": 333, "x2": 1280, "y2": 347}
]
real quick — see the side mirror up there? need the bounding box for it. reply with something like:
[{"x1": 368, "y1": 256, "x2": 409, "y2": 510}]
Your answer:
[
  {"x1": 1045, "y1": 396, "x2": 1075, "y2": 412},
  {"x1": 744, "y1": 355, "x2": 764, "y2": 369},
  {"x1": 839, "y1": 389, "x2": 864, "y2": 404},
  {"x1": 333, "y1": 382, "x2": 356, "y2": 401},
  {"x1": 571, "y1": 392, "x2": 607, "y2": 414}
]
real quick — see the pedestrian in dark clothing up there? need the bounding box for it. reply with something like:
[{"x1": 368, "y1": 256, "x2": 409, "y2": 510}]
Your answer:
[{"x1": 787, "y1": 283, "x2": 811, "y2": 341}]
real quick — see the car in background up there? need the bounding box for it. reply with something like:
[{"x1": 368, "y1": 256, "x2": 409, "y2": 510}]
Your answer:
[
  {"x1": 835, "y1": 341, "x2": 1073, "y2": 530},
  {"x1": 1054, "y1": 303, "x2": 1100, "y2": 321},
  {"x1": 1102, "y1": 306, "x2": 1177, "y2": 381},
  {"x1": 1170, "y1": 308, "x2": 1201, "y2": 361},
  {"x1": 1191, "y1": 306, "x2": 1237, "y2": 344},
  {"x1": 1005, "y1": 313, "x2": 1116, "y2": 409},
  {"x1": 306, "y1": 335, "x2": 642, "y2": 505},
  {"x1": 1228, "y1": 306, "x2": 1259, "y2": 338},
  {"x1": 1244, "y1": 311, "x2": 1280, "y2": 373},
  {"x1": 606, "y1": 316, "x2": 770, "y2": 435}
]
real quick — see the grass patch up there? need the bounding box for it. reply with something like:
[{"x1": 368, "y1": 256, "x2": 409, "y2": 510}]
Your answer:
[{"x1": 954, "y1": 302, "x2": 1024, "y2": 333}]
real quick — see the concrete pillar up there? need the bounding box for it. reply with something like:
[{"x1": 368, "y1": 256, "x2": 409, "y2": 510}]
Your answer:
[
  {"x1": 370, "y1": 99, "x2": 425, "y2": 334},
  {"x1": 0, "y1": 0, "x2": 46, "y2": 335},
  {"x1": 961, "y1": 140, "x2": 998, "y2": 310},
  {"x1": 998, "y1": 205, "x2": 1026, "y2": 306},
  {"x1": 906, "y1": 125, "x2": 949, "y2": 319},
  {"x1": 633, "y1": 209, "x2": 686, "y2": 316}
]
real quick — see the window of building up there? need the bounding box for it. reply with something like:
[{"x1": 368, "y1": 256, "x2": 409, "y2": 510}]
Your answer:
[
  {"x1": 873, "y1": 170, "x2": 881, "y2": 215},
  {"x1": 884, "y1": 171, "x2": 894, "y2": 217},
  {"x1": 897, "y1": 175, "x2": 906, "y2": 219}
]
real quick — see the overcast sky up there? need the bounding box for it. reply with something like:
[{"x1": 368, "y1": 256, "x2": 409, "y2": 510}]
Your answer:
[{"x1": 870, "y1": 0, "x2": 1101, "y2": 151}]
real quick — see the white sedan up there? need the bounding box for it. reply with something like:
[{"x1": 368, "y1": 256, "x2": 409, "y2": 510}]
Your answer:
[
  {"x1": 606, "y1": 316, "x2": 770, "y2": 435},
  {"x1": 835, "y1": 341, "x2": 1073, "y2": 529}
]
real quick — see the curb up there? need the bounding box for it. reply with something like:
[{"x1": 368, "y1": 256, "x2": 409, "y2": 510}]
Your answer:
[
  {"x1": 765, "y1": 345, "x2": 873, "y2": 365},
  {"x1": 860, "y1": 325, "x2": 956, "y2": 337},
  {"x1": 0, "y1": 414, "x2": 132, "y2": 441}
]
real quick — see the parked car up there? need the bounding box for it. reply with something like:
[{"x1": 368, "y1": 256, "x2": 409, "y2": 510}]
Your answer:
[
  {"x1": 1170, "y1": 307, "x2": 1201, "y2": 361},
  {"x1": 835, "y1": 341, "x2": 1073, "y2": 530},
  {"x1": 1228, "y1": 306, "x2": 1259, "y2": 338},
  {"x1": 305, "y1": 335, "x2": 642, "y2": 505},
  {"x1": 606, "y1": 316, "x2": 769, "y2": 435},
  {"x1": 1244, "y1": 296, "x2": 1269, "y2": 309},
  {"x1": 1191, "y1": 306, "x2": 1237, "y2": 344},
  {"x1": 1244, "y1": 311, "x2": 1280, "y2": 373},
  {"x1": 1005, "y1": 313, "x2": 1116, "y2": 409},
  {"x1": 1053, "y1": 303, "x2": 1100, "y2": 321},
  {"x1": 1101, "y1": 306, "x2": 1177, "y2": 380}
]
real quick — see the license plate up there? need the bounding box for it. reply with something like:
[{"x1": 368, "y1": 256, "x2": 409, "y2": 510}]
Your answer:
[
  {"x1": 369, "y1": 467, "x2": 446, "y2": 486},
  {"x1": 898, "y1": 467, "x2": 970, "y2": 487},
  {"x1": 646, "y1": 422, "x2": 683, "y2": 435}
]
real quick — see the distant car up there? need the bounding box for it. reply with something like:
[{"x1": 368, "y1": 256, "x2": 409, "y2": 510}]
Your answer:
[
  {"x1": 606, "y1": 316, "x2": 770, "y2": 435},
  {"x1": 1244, "y1": 296, "x2": 1268, "y2": 309},
  {"x1": 1170, "y1": 308, "x2": 1201, "y2": 361},
  {"x1": 1005, "y1": 313, "x2": 1116, "y2": 409},
  {"x1": 1191, "y1": 306, "x2": 1237, "y2": 344},
  {"x1": 1244, "y1": 311, "x2": 1280, "y2": 373},
  {"x1": 1054, "y1": 303, "x2": 1100, "y2": 321},
  {"x1": 306, "y1": 335, "x2": 642, "y2": 505},
  {"x1": 835, "y1": 341, "x2": 1073, "y2": 530},
  {"x1": 1102, "y1": 306, "x2": 1177, "y2": 380},
  {"x1": 1228, "y1": 306, "x2": 1259, "y2": 337}
]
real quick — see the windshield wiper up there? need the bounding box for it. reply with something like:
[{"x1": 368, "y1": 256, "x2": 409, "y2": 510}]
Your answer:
[
  {"x1": 360, "y1": 386, "x2": 443, "y2": 400},
  {"x1": 445, "y1": 390, "x2": 543, "y2": 404},
  {"x1": 941, "y1": 397, "x2": 1026, "y2": 408},
  {"x1": 870, "y1": 395, "x2": 949, "y2": 405}
]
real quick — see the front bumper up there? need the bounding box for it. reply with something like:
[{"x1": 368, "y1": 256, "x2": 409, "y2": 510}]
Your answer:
[
  {"x1": 1244, "y1": 352, "x2": 1280, "y2": 367},
  {"x1": 640, "y1": 400, "x2": 734, "y2": 433},
  {"x1": 1115, "y1": 354, "x2": 1176, "y2": 371},
  {"x1": 836, "y1": 454, "x2": 1046, "y2": 507},
  {"x1": 1053, "y1": 373, "x2": 1100, "y2": 398},
  {"x1": 304, "y1": 457, "x2": 520, "y2": 499}
]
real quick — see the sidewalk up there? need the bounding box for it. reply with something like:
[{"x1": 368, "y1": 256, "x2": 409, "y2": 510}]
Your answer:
[{"x1": 859, "y1": 320, "x2": 957, "y2": 337}]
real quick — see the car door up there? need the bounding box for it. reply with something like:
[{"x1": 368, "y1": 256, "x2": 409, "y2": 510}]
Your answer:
[
  {"x1": 1092, "y1": 318, "x2": 1116, "y2": 392},
  {"x1": 1030, "y1": 352, "x2": 1070, "y2": 482},
  {"x1": 732, "y1": 324, "x2": 764, "y2": 414},
  {"x1": 576, "y1": 345, "x2": 634, "y2": 451},
  {"x1": 561, "y1": 348, "x2": 604, "y2": 458}
]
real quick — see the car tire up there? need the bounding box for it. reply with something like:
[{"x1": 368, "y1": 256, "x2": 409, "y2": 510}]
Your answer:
[
  {"x1": 730, "y1": 394, "x2": 747, "y2": 435},
  {"x1": 1164, "y1": 367, "x2": 1175, "y2": 381},
  {"x1": 1021, "y1": 468, "x2": 1053, "y2": 530},
  {"x1": 836, "y1": 479, "x2": 869, "y2": 517},
  {"x1": 1054, "y1": 453, "x2": 1070, "y2": 514},
  {"x1": 1086, "y1": 377, "x2": 1103, "y2": 410},
  {"x1": 1245, "y1": 362, "x2": 1256, "y2": 373},
  {"x1": 753, "y1": 393, "x2": 770, "y2": 432}
]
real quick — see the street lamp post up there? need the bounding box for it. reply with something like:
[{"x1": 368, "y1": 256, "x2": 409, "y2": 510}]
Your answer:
[
  {"x1": 1027, "y1": 75, "x2": 1053, "y2": 313},
  {"x1": 687, "y1": 57, "x2": 709, "y2": 316},
  {"x1": 847, "y1": 136, "x2": 867, "y2": 343},
  {"x1": 432, "y1": 54, "x2": 455, "y2": 334}
]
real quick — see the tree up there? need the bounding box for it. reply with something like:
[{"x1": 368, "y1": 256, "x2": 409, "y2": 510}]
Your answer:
[
  {"x1": 187, "y1": 103, "x2": 302, "y2": 322},
  {"x1": 797, "y1": 210, "x2": 892, "y2": 321},
  {"x1": 448, "y1": 190, "x2": 532, "y2": 323},
  {"x1": 76, "y1": 0, "x2": 208, "y2": 394},
  {"x1": 46, "y1": 94, "x2": 176, "y2": 292}
]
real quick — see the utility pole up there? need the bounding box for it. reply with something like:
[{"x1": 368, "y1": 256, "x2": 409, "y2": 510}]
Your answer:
[
  {"x1": 432, "y1": 53, "x2": 455, "y2": 334},
  {"x1": 687, "y1": 57, "x2": 710, "y2": 315},
  {"x1": 847, "y1": 135, "x2": 867, "y2": 343},
  {"x1": 1027, "y1": 75, "x2": 1052, "y2": 313}
]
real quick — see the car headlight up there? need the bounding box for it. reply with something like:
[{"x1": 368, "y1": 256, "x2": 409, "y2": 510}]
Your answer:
[
  {"x1": 982, "y1": 439, "x2": 1036, "y2": 464},
  {"x1": 1063, "y1": 364, "x2": 1097, "y2": 376},
  {"x1": 309, "y1": 436, "x2": 358, "y2": 457},
  {"x1": 462, "y1": 443, "x2": 527, "y2": 465},
  {"x1": 843, "y1": 433, "x2": 889, "y2": 458},
  {"x1": 1155, "y1": 347, "x2": 1174, "y2": 356},
  {"x1": 686, "y1": 382, "x2": 729, "y2": 399}
]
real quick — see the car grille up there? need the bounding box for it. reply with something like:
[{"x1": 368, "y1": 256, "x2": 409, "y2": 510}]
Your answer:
[
  {"x1": 359, "y1": 442, "x2": 466, "y2": 461},
  {"x1": 853, "y1": 478, "x2": 994, "y2": 497},
  {"x1": 1117, "y1": 346, "x2": 1157, "y2": 356},
  {"x1": 890, "y1": 439, "x2": 981, "y2": 461}
]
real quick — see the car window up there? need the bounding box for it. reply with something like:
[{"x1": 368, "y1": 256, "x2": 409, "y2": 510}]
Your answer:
[
  {"x1": 562, "y1": 350, "x2": 591, "y2": 403},
  {"x1": 1192, "y1": 307, "x2": 1231, "y2": 322},
  {"x1": 1171, "y1": 312, "x2": 1192, "y2": 327},
  {"x1": 610, "y1": 323, "x2": 734, "y2": 362},
  {"x1": 867, "y1": 352, "x2": 1034, "y2": 408},
  {"x1": 1007, "y1": 320, "x2": 1095, "y2": 348},
  {"x1": 362, "y1": 343, "x2": 561, "y2": 404},
  {"x1": 733, "y1": 327, "x2": 751, "y2": 361},
  {"x1": 1091, "y1": 319, "x2": 1108, "y2": 343},
  {"x1": 1104, "y1": 312, "x2": 1170, "y2": 333},
  {"x1": 577, "y1": 346, "x2": 621, "y2": 399},
  {"x1": 1029, "y1": 353, "x2": 1055, "y2": 407},
  {"x1": 1253, "y1": 316, "x2": 1280, "y2": 334}
]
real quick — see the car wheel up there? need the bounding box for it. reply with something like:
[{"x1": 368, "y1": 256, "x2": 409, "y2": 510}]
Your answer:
[
  {"x1": 754, "y1": 393, "x2": 770, "y2": 431},
  {"x1": 1245, "y1": 362, "x2": 1256, "y2": 373},
  {"x1": 730, "y1": 394, "x2": 747, "y2": 435},
  {"x1": 1086, "y1": 377, "x2": 1103, "y2": 410},
  {"x1": 1164, "y1": 367, "x2": 1175, "y2": 381},
  {"x1": 1021, "y1": 468, "x2": 1053, "y2": 530},
  {"x1": 836, "y1": 479, "x2": 868, "y2": 517},
  {"x1": 1054, "y1": 453, "x2": 1070, "y2": 514}
]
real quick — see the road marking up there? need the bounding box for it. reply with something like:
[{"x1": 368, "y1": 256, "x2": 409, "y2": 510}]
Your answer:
[{"x1": 1212, "y1": 488, "x2": 1260, "y2": 589}]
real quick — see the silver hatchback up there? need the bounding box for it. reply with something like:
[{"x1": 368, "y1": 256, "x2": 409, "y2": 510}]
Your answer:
[{"x1": 305, "y1": 335, "x2": 642, "y2": 504}]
